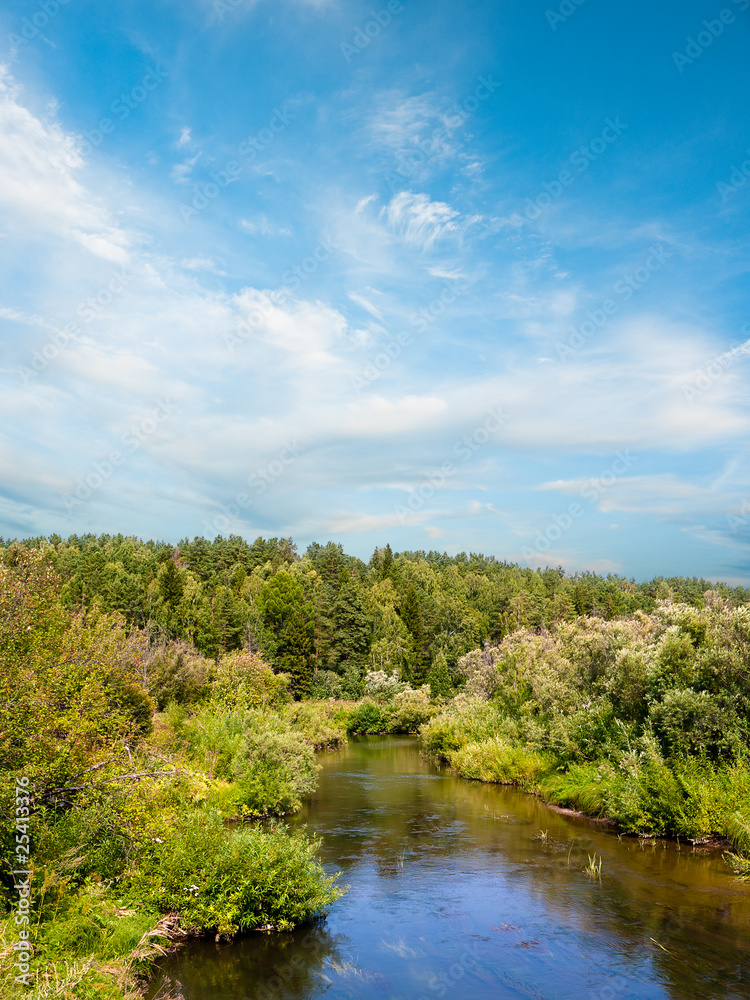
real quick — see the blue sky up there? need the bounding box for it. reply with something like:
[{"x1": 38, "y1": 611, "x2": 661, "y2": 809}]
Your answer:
[{"x1": 1, "y1": 0, "x2": 749, "y2": 582}]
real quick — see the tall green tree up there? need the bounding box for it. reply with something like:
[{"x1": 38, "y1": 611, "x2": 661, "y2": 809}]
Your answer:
[
  {"x1": 400, "y1": 584, "x2": 429, "y2": 685},
  {"x1": 260, "y1": 571, "x2": 314, "y2": 697}
]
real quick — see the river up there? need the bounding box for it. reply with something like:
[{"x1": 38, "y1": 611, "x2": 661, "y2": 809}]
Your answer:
[{"x1": 147, "y1": 736, "x2": 750, "y2": 1000}]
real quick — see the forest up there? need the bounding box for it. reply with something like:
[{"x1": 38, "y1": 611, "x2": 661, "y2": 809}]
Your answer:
[
  {"x1": 7, "y1": 532, "x2": 749, "y2": 699},
  {"x1": 1, "y1": 535, "x2": 750, "y2": 999}
]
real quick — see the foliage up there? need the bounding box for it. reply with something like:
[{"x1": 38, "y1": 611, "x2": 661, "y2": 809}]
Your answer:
[
  {"x1": 422, "y1": 602, "x2": 750, "y2": 857},
  {"x1": 309, "y1": 669, "x2": 345, "y2": 699},
  {"x1": 178, "y1": 706, "x2": 317, "y2": 815},
  {"x1": 449, "y1": 738, "x2": 549, "y2": 787},
  {"x1": 343, "y1": 684, "x2": 434, "y2": 734},
  {"x1": 0, "y1": 544, "x2": 344, "y2": 999},
  {"x1": 363, "y1": 668, "x2": 408, "y2": 701},
  {"x1": 211, "y1": 651, "x2": 291, "y2": 709},
  {"x1": 145, "y1": 639, "x2": 214, "y2": 709},
  {"x1": 9, "y1": 533, "x2": 746, "y2": 693},
  {"x1": 125, "y1": 810, "x2": 343, "y2": 935},
  {"x1": 4, "y1": 534, "x2": 750, "y2": 1000},
  {"x1": 280, "y1": 701, "x2": 350, "y2": 750},
  {"x1": 345, "y1": 699, "x2": 393, "y2": 734}
]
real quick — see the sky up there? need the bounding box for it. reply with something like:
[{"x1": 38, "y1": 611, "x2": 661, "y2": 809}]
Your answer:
[{"x1": 0, "y1": 0, "x2": 749, "y2": 582}]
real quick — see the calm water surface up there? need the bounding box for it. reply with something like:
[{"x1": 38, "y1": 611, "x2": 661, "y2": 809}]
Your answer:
[{"x1": 148, "y1": 736, "x2": 750, "y2": 1000}]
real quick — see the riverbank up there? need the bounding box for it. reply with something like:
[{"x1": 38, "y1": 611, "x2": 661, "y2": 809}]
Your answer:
[
  {"x1": 3, "y1": 543, "x2": 750, "y2": 997},
  {"x1": 0, "y1": 550, "x2": 346, "y2": 1000},
  {"x1": 149, "y1": 735, "x2": 750, "y2": 1000}
]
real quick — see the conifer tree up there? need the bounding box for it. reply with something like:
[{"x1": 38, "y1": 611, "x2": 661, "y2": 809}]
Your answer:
[{"x1": 400, "y1": 583, "x2": 429, "y2": 684}]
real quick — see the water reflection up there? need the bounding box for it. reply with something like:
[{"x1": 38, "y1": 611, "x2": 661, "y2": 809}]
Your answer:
[{"x1": 148, "y1": 737, "x2": 750, "y2": 1000}]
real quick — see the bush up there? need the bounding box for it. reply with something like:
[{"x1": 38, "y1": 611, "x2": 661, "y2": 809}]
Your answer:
[
  {"x1": 346, "y1": 699, "x2": 392, "y2": 733},
  {"x1": 181, "y1": 707, "x2": 318, "y2": 815},
  {"x1": 390, "y1": 686, "x2": 435, "y2": 731},
  {"x1": 363, "y1": 669, "x2": 408, "y2": 701},
  {"x1": 649, "y1": 688, "x2": 742, "y2": 759},
  {"x1": 601, "y1": 736, "x2": 687, "y2": 836},
  {"x1": 126, "y1": 809, "x2": 343, "y2": 935},
  {"x1": 211, "y1": 651, "x2": 291, "y2": 709},
  {"x1": 544, "y1": 700, "x2": 634, "y2": 763},
  {"x1": 450, "y1": 738, "x2": 550, "y2": 787},
  {"x1": 145, "y1": 640, "x2": 214, "y2": 709},
  {"x1": 419, "y1": 696, "x2": 503, "y2": 759},
  {"x1": 281, "y1": 701, "x2": 349, "y2": 750},
  {"x1": 232, "y1": 715, "x2": 318, "y2": 814},
  {"x1": 308, "y1": 669, "x2": 344, "y2": 699}
]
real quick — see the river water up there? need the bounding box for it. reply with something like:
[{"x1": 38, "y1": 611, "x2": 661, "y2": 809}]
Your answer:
[{"x1": 148, "y1": 736, "x2": 750, "y2": 1000}]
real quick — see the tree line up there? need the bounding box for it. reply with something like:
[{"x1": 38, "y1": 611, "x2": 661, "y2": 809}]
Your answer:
[{"x1": 4, "y1": 533, "x2": 747, "y2": 698}]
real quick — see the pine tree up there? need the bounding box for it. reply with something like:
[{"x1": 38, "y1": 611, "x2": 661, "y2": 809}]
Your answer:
[
  {"x1": 259, "y1": 571, "x2": 314, "y2": 697},
  {"x1": 211, "y1": 585, "x2": 247, "y2": 653},
  {"x1": 400, "y1": 583, "x2": 428, "y2": 685},
  {"x1": 427, "y1": 650, "x2": 452, "y2": 698},
  {"x1": 331, "y1": 582, "x2": 372, "y2": 674}
]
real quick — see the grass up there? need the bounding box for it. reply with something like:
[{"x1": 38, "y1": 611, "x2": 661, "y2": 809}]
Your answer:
[
  {"x1": 449, "y1": 737, "x2": 549, "y2": 788},
  {"x1": 585, "y1": 854, "x2": 602, "y2": 880}
]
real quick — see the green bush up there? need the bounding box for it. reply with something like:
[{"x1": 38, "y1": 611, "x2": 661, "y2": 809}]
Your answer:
[
  {"x1": 345, "y1": 699, "x2": 392, "y2": 733},
  {"x1": 146, "y1": 640, "x2": 214, "y2": 709},
  {"x1": 232, "y1": 715, "x2": 318, "y2": 814},
  {"x1": 545, "y1": 700, "x2": 634, "y2": 763},
  {"x1": 127, "y1": 809, "x2": 343, "y2": 935},
  {"x1": 390, "y1": 687, "x2": 435, "y2": 731},
  {"x1": 308, "y1": 669, "x2": 344, "y2": 699},
  {"x1": 649, "y1": 688, "x2": 742, "y2": 759},
  {"x1": 211, "y1": 651, "x2": 292, "y2": 709},
  {"x1": 451, "y1": 738, "x2": 550, "y2": 787},
  {"x1": 181, "y1": 707, "x2": 318, "y2": 815},
  {"x1": 419, "y1": 696, "x2": 503, "y2": 759},
  {"x1": 281, "y1": 701, "x2": 349, "y2": 749}
]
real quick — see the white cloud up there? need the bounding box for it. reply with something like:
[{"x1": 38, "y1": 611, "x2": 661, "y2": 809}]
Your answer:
[
  {"x1": 0, "y1": 69, "x2": 132, "y2": 262},
  {"x1": 170, "y1": 152, "x2": 200, "y2": 184},
  {"x1": 364, "y1": 91, "x2": 474, "y2": 177},
  {"x1": 348, "y1": 291, "x2": 383, "y2": 320},
  {"x1": 239, "y1": 216, "x2": 292, "y2": 237},
  {"x1": 382, "y1": 191, "x2": 461, "y2": 250}
]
